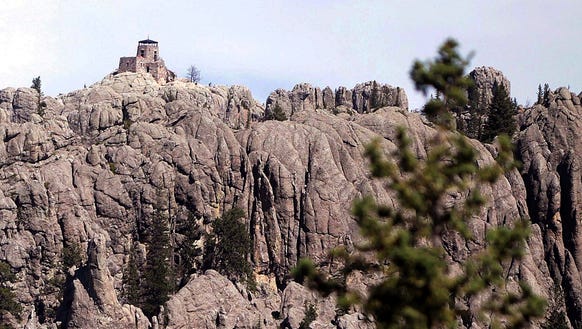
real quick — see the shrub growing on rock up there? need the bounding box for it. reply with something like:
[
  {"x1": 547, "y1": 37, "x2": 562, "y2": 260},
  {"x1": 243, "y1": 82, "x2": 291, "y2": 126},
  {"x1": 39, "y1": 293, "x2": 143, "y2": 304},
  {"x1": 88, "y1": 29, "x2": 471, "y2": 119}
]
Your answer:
[
  {"x1": 298, "y1": 302, "x2": 318, "y2": 329},
  {"x1": 62, "y1": 242, "x2": 83, "y2": 272},
  {"x1": 267, "y1": 103, "x2": 288, "y2": 121}
]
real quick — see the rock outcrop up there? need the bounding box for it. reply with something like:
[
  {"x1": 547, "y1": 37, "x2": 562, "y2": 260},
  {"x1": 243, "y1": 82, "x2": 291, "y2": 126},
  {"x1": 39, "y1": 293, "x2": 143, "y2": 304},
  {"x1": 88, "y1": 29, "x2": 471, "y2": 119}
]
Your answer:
[
  {"x1": 516, "y1": 87, "x2": 582, "y2": 325},
  {"x1": 265, "y1": 81, "x2": 408, "y2": 119},
  {"x1": 62, "y1": 235, "x2": 150, "y2": 329},
  {"x1": 0, "y1": 71, "x2": 578, "y2": 328},
  {"x1": 468, "y1": 66, "x2": 511, "y2": 109},
  {"x1": 165, "y1": 270, "x2": 272, "y2": 328}
]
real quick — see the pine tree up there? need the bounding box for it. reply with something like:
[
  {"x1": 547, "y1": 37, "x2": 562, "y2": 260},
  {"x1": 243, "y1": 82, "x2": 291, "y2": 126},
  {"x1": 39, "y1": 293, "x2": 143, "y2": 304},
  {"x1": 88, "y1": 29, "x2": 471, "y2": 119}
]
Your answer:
[
  {"x1": 298, "y1": 303, "x2": 318, "y2": 329},
  {"x1": 543, "y1": 83, "x2": 551, "y2": 106},
  {"x1": 537, "y1": 84, "x2": 543, "y2": 105},
  {"x1": 62, "y1": 242, "x2": 83, "y2": 272},
  {"x1": 411, "y1": 39, "x2": 472, "y2": 129},
  {"x1": 141, "y1": 210, "x2": 174, "y2": 318},
  {"x1": 293, "y1": 38, "x2": 544, "y2": 329},
  {"x1": 176, "y1": 212, "x2": 203, "y2": 285},
  {"x1": 31, "y1": 76, "x2": 41, "y2": 94},
  {"x1": 463, "y1": 85, "x2": 485, "y2": 140},
  {"x1": 30, "y1": 76, "x2": 46, "y2": 116},
  {"x1": 203, "y1": 208, "x2": 253, "y2": 284},
  {"x1": 122, "y1": 244, "x2": 141, "y2": 306},
  {"x1": 481, "y1": 82, "x2": 517, "y2": 143}
]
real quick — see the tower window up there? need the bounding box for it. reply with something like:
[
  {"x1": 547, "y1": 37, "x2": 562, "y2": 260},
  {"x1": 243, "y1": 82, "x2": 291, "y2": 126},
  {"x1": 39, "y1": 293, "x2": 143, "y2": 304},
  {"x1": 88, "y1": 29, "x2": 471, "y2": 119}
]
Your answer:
[
  {"x1": 140, "y1": 49, "x2": 145, "y2": 57},
  {"x1": 146, "y1": 66, "x2": 150, "y2": 73},
  {"x1": 154, "y1": 51, "x2": 158, "y2": 61}
]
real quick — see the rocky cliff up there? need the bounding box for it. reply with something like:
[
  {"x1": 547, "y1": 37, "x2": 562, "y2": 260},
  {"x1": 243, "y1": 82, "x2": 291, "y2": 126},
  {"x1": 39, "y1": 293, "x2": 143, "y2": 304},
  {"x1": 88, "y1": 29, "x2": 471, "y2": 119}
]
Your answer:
[
  {"x1": 516, "y1": 86, "x2": 582, "y2": 326},
  {"x1": 0, "y1": 71, "x2": 578, "y2": 328}
]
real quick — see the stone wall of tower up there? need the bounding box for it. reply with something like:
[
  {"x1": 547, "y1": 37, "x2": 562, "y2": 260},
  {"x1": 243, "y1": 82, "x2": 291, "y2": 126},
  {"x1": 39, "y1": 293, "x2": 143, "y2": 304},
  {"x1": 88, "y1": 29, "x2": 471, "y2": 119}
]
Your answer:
[
  {"x1": 136, "y1": 43, "x2": 159, "y2": 62},
  {"x1": 118, "y1": 57, "x2": 137, "y2": 74},
  {"x1": 116, "y1": 40, "x2": 175, "y2": 84}
]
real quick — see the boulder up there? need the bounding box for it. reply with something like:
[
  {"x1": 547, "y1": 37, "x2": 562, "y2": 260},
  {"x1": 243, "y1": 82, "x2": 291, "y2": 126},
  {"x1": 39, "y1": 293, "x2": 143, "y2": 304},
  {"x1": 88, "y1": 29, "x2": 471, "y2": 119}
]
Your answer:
[{"x1": 164, "y1": 270, "x2": 262, "y2": 329}]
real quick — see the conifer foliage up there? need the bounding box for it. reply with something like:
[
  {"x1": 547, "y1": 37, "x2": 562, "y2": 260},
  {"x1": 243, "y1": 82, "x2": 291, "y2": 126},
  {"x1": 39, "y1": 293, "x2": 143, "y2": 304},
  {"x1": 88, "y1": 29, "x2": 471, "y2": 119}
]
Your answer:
[
  {"x1": 121, "y1": 209, "x2": 204, "y2": 318},
  {"x1": 141, "y1": 210, "x2": 174, "y2": 318},
  {"x1": 481, "y1": 82, "x2": 517, "y2": 143},
  {"x1": 30, "y1": 76, "x2": 46, "y2": 116},
  {"x1": 31, "y1": 76, "x2": 41, "y2": 94},
  {"x1": 411, "y1": 39, "x2": 472, "y2": 129},
  {"x1": 267, "y1": 103, "x2": 288, "y2": 121},
  {"x1": 175, "y1": 212, "x2": 203, "y2": 285},
  {"x1": 0, "y1": 261, "x2": 21, "y2": 329},
  {"x1": 203, "y1": 208, "x2": 253, "y2": 284},
  {"x1": 293, "y1": 39, "x2": 545, "y2": 329},
  {"x1": 122, "y1": 245, "x2": 141, "y2": 307}
]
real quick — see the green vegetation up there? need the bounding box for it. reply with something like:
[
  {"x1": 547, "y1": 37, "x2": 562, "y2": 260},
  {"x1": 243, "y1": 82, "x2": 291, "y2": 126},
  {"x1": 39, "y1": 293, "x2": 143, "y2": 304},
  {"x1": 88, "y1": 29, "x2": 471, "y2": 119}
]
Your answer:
[
  {"x1": 481, "y1": 82, "x2": 517, "y2": 143},
  {"x1": 175, "y1": 212, "x2": 203, "y2": 284},
  {"x1": 141, "y1": 210, "x2": 174, "y2": 318},
  {"x1": 203, "y1": 208, "x2": 253, "y2": 285},
  {"x1": 0, "y1": 261, "x2": 21, "y2": 329},
  {"x1": 542, "y1": 83, "x2": 551, "y2": 106},
  {"x1": 268, "y1": 103, "x2": 288, "y2": 121},
  {"x1": 411, "y1": 39, "x2": 472, "y2": 129},
  {"x1": 108, "y1": 162, "x2": 116, "y2": 174},
  {"x1": 298, "y1": 303, "x2": 318, "y2": 329},
  {"x1": 31, "y1": 76, "x2": 46, "y2": 116},
  {"x1": 121, "y1": 208, "x2": 206, "y2": 316},
  {"x1": 461, "y1": 84, "x2": 485, "y2": 140},
  {"x1": 62, "y1": 242, "x2": 83, "y2": 271},
  {"x1": 123, "y1": 118, "x2": 133, "y2": 130},
  {"x1": 534, "y1": 83, "x2": 551, "y2": 107},
  {"x1": 122, "y1": 244, "x2": 141, "y2": 306},
  {"x1": 31, "y1": 76, "x2": 41, "y2": 94},
  {"x1": 39, "y1": 274, "x2": 65, "y2": 323},
  {"x1": 293, "y1": 39, "x2": 545, "y2": 329}
]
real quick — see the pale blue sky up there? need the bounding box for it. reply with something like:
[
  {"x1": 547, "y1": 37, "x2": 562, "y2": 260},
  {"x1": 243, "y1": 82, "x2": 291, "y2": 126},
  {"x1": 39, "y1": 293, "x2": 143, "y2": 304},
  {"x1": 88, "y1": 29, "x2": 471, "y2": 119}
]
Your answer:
[{"x1": 1, "y1": 0, "x2": 580, "y2": 110}]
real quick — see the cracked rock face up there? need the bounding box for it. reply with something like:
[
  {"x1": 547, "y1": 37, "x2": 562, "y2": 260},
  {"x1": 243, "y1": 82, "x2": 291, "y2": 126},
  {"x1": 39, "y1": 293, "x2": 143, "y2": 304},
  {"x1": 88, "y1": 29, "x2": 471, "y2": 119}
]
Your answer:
[
  {"x1": 0, "y1": 72, "x2": 576, "y2": 328},
  {"x1": 469, "y1": 66, "x2": 511, "y2": 109},
  {"x1": 516, "y1": 87, "x2": 582, "y2": 325},
  {"x1": 265, "y1": 81, "x2": 408, "y2": 119}
]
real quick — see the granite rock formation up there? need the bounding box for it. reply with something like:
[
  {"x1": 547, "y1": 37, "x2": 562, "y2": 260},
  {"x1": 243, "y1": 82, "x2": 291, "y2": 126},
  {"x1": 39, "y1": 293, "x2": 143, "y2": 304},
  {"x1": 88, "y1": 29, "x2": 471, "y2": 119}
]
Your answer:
[
  {"x1": 0, "y1": 71, "x2": 577, "y2": 328},
  {"x1": 469, "y1": 66, "x2": 511, "y2": 109},
  {"x1": 516, "y1": 86, "x2": 582, "y2": 326},
  {"x1": 265, "y1": 81, "x2": 408, "y2": 119}
]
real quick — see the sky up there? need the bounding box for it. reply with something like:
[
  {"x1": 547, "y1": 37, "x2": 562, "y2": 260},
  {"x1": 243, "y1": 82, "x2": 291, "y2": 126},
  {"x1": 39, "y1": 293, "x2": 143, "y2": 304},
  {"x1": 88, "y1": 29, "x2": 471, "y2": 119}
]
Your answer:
[{"x1": 0, "y1": 1, "x2": 581, "y2": 110}]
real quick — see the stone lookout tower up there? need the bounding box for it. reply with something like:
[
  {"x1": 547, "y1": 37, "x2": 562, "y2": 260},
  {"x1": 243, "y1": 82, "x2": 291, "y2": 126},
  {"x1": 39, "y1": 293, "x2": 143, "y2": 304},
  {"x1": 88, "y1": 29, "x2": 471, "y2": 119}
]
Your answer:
[{"x1": 117, "y1": 39, "x2": 175, "y2": 84}]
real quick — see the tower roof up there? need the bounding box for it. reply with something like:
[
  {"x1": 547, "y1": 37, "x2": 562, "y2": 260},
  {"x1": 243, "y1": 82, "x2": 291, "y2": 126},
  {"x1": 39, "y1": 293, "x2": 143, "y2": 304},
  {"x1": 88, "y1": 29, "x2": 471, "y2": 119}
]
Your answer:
[{"x1": 138, "y1": 39, "x2": 158, "y2": 45}]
